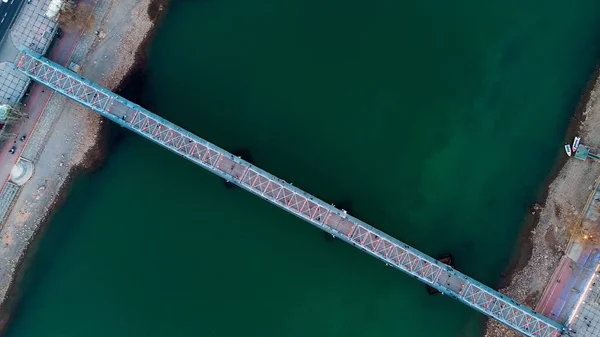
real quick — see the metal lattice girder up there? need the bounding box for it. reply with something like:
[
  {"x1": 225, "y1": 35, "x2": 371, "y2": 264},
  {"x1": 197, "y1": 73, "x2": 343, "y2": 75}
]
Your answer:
[
  {"x1": 13, "y1": 47, "x2": 567, "y2": 337},
  {"x1": 15, "y1": 53, "x2": 112, "y2": 111}
]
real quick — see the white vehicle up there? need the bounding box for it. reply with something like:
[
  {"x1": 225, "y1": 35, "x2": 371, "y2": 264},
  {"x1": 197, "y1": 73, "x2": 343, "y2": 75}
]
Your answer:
[{"x1": 1, "y1": 0, "x2": 8, "y2": 4}]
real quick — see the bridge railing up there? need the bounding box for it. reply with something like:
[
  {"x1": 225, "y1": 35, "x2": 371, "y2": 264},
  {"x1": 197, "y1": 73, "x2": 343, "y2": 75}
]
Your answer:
[{"x1": 12, "y1": 46, "x2": 566, "y2": 337}]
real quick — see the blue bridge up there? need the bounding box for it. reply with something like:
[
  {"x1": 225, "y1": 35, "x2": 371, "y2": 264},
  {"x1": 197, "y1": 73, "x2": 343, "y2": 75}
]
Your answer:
[{"x1": 13, "y1": 47, "x2": 566, "y2": 337}]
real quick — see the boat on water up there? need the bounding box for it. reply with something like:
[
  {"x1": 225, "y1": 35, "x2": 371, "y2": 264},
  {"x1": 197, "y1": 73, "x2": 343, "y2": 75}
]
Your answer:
[
  {"x1": 565, "y1": 144, "x2": 572, "y2": 157},
  {"x1": 572, "y1": 136, "x2": 581, "y2": 153}
]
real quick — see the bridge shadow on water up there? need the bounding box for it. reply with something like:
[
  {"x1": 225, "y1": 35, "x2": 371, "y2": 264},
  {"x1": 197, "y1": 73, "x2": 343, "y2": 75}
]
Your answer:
[{"x1": 104, "y1": 67, "x2": 154, "y2": 154}]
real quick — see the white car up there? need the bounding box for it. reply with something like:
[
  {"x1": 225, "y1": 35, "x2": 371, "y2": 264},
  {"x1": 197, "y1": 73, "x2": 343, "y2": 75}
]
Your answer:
[{"x1": 1, "y1": 0, "x2": 7, "y2": 3}]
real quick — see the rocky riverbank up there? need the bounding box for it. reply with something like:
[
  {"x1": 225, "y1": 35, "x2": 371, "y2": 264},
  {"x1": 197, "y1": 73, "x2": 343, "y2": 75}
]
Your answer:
[
  {"x1": 0, "y1": 0, "x2": 168, "y2": 331},
  {"x1": 483, "y1": 67, "x2": 600, "y2": 336}
]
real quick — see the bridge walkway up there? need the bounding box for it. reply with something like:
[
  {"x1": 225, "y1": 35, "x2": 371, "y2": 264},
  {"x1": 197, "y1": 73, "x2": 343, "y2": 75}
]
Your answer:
[{"x1": 12, "y1": 47, "x2": 567, "y2": 337}]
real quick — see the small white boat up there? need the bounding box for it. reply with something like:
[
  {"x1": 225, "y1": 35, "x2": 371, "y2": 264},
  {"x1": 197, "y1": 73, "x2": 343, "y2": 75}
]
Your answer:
[
  {"x1": 565, "y1": 144, "x2": 572, "y2": 157},
  {"x1": 572, "y1": 136, "x2": 581, "y2": 153}
]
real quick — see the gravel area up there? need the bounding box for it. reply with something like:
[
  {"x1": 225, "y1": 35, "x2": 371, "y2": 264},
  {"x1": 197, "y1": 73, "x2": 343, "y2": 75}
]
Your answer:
[
  {"x1": 0, "y1": 0, "x2": 165, "y2": 330},
  {"x1": 483, "y1": 72, "x2": 600, "y2": 336},
  {"x1": 83, "y1": 0, "x2": 158, "y2": 89}
]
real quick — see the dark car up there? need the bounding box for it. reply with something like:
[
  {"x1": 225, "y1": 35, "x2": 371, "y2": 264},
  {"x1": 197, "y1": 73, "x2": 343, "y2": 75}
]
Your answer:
[{"x1": 8, "y1": 146, "x2": 16, "y2": 154}]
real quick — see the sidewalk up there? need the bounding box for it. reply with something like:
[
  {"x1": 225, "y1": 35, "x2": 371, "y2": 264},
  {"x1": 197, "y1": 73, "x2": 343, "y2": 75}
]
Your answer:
[
  {"x1": 537, "y1": 256, "x2": 573, "y2": 319},
  {"x1": 536, "y1": 247, "x2": 600, "y2": 323}
]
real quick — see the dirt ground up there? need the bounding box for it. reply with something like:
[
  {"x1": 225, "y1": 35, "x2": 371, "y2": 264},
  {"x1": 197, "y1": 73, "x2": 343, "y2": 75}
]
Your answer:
[
  {"x1": 483, "y1": 71, "x2": 600, "y2": 336},
  {"x1": 0, "y1": 0, "x2": 165, "y2": 330}
]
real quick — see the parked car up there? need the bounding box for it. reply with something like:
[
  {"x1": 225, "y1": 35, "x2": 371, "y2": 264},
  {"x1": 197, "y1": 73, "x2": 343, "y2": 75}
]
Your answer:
[{"x1": 8, "y1": 146, "x2": 16, "y2": 154}]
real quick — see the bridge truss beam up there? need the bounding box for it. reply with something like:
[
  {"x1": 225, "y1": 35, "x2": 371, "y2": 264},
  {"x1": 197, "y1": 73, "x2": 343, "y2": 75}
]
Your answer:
[{"x1": 13, "y1": 47, "x2": 566, "y2": 337}]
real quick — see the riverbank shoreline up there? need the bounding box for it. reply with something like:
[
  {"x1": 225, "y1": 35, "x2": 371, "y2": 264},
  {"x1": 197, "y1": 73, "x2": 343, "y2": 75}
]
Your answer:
[
  {"x1": 494, "y1": 63, "x2": 598, "y2": 291},
  {"x1": 482, "y1": 63, "x2": 600, "y2": 336},
  {"x1": 0, "y1": 0, "x2": 169, "y2": 332}
]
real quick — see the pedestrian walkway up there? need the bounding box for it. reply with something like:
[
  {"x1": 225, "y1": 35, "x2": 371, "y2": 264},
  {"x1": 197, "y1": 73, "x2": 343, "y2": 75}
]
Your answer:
[
  {"x1": 557, "y1": 250, "x2": 600, "y2": 323},
  {"x1": 538, "y1": 256, "x2": 576, "y2": 320},
  {"x1": 10, "y1": 0, "x2": 56, "y2": 55},
  {"x1": 562, "y1": 263, "x2": 600, "y2": 336},
  {"x1": 0, "y1": 62, "x2": 28, "y2": 105},
  {"x1": 0, "y1": 0, "x2": 59, "y2": 229},
  {"x1": 0, "y1": 181, "x2": 19, "y2": 223},
  {"x1": 0, "y1": 0, "x2": 100, "y2": 222}
]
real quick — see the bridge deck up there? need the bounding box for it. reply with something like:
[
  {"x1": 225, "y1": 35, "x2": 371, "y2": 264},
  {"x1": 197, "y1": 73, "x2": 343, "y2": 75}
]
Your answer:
[{"x1": 13, "y1": 47, "x2": 567, "y2": 337}]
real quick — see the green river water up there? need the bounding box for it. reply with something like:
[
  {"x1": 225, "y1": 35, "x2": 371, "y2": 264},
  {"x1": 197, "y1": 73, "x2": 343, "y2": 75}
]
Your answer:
[{"x1": 5, "y1": 0, "x2": 600, "y2": 336}]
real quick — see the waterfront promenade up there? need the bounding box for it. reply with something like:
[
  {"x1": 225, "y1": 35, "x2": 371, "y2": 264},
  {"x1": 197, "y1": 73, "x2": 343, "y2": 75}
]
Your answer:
[
  {"x1": 0, "y1": 0, "x2": 97, "y2": 222},
  {"x1": 0, "y1": 0, "x2": 156, "y2": 327},
  {"x1": 535, "y1": 175, "x2": 600, "y2": 336}
]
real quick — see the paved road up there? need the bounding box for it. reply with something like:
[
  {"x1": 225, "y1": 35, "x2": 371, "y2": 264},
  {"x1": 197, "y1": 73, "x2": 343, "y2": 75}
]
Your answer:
[{"x1": 0, "y1": 0, "x2": 24, "y2": 46}]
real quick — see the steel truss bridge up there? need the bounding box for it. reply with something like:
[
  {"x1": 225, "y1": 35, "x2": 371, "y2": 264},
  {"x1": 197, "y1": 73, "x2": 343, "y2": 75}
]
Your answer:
[{"x1": 13, "y1": 47, "x2": 567, "y2": 337}]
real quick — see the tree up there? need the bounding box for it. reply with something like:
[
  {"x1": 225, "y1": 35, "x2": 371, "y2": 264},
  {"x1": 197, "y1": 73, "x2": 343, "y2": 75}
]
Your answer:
[
  {"x1": 564, "y1": 211, "x2": 600, "y2": 248},
  {"x1": 58, "y1": 1, "x2": 95, "y2": 32}
]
